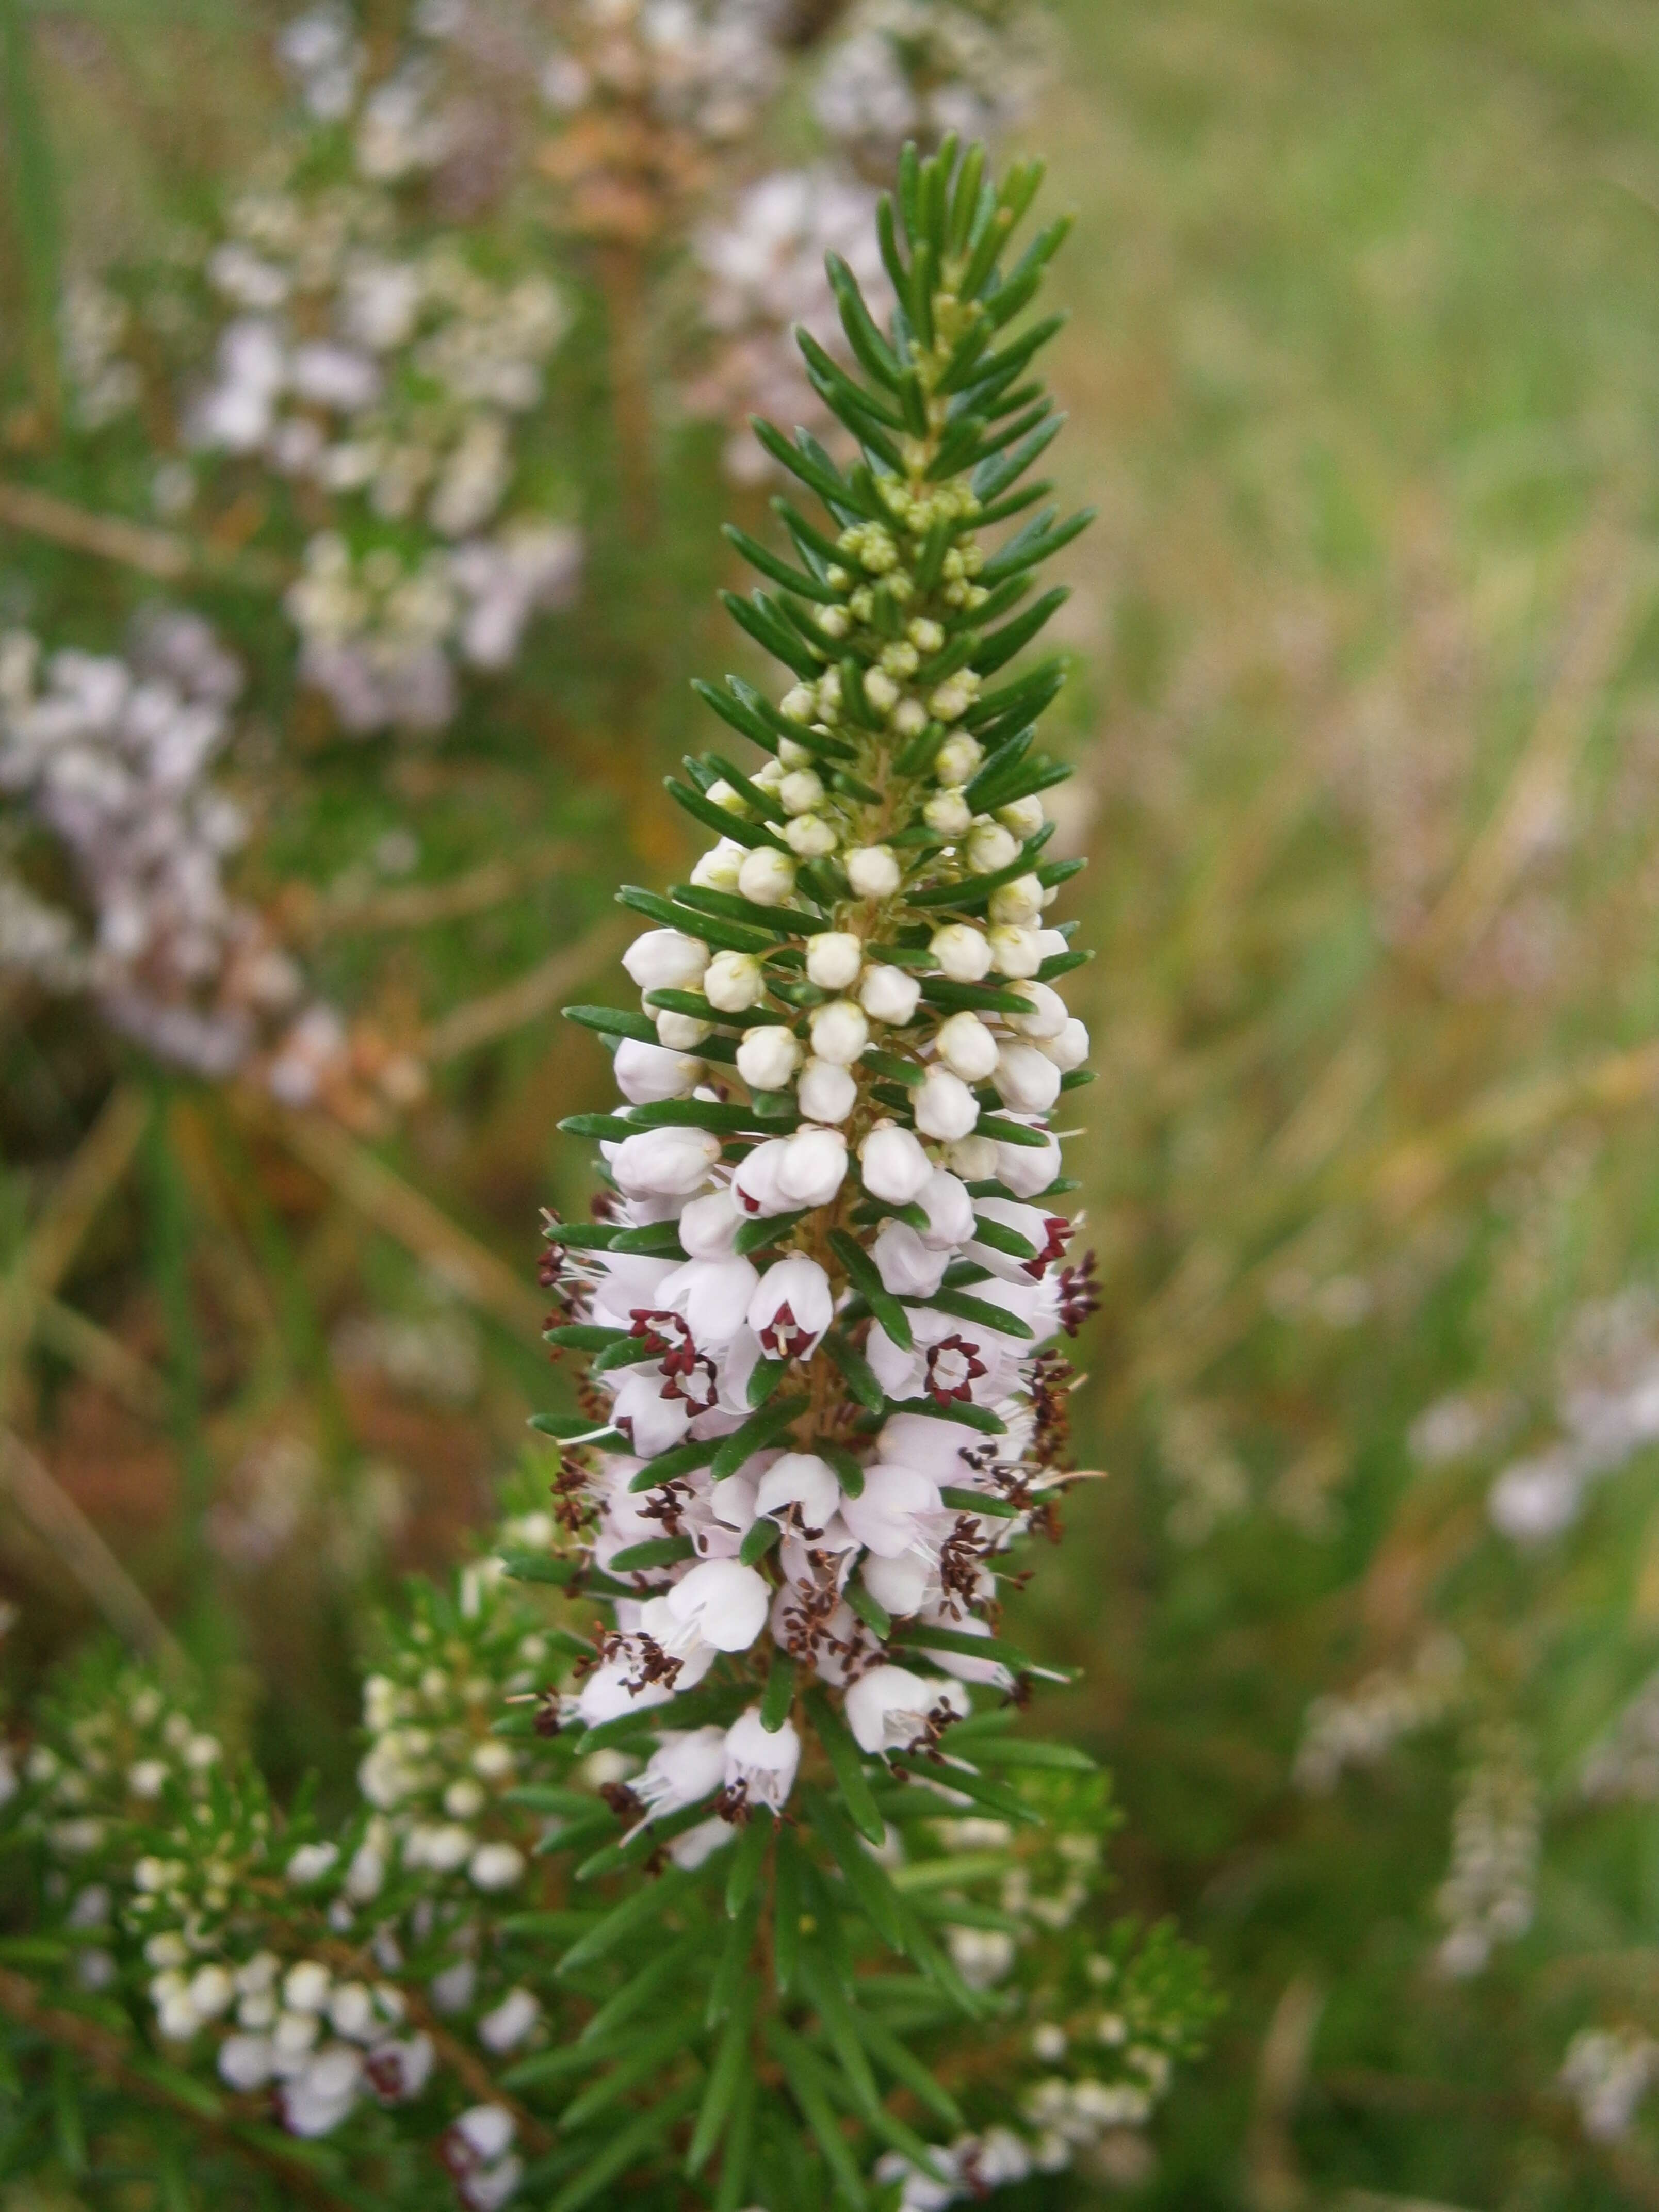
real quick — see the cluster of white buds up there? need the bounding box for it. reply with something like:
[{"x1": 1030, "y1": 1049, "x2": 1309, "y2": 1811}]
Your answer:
[
  {"x1": 0, "y1": 616, "x2": 422, "y2": 1114},
  {"x1": 1434, "y1": 1726, "x2": 1541, "y2": 1978},
  {"x1": 280, "y1": 2, "x2": 550, "y2": 219},
  {"x1": 1292, "y1": 1633, "x2": 1466, "y2": 1795},
  {"x1": 351, "y1": 1560, "x2": 539, "y2": 1900},
  {"x1": 171, "y1": 1949, "x2": 435, "y2": 2138},
  {"x1": 15, "y1": 1667, "x2": 221, "y2": 1879}
]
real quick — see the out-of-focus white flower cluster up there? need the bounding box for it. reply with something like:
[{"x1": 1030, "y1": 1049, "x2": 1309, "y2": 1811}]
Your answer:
[
  {"x1": 538, "y1": 0, "x2": 793, "y2": 156},
  {"x1": 687, "y1": 167, "x2": 893, "y2": 484},
  {"x1": 1562, "y1": 2027, "x2": 1659, "y2": 2143},
  {"x1": 0, "y1": 1547, "x2": 578, "y2": 2202},
  {"x1": 1293, "y1": 1633, "x2": 1466, "y2": 1795},
  {"x1": 1487, "y1": 1286, "x2": 1659, "y2": 1545},
  {"x1": 684, "y1": 0, "x2": 1051, "y2": 477},
  {"x1": 62, "y1": 6, "x2": 581, "y2": 737},
  {"x1": 813, "y1": 0, "x2": 1051, "y2": 176},
  {"x1": 1434, "y1": 1726, "x2": 1540, "y2": 1979},
  {"x1": 0, "y1": 616, "x2": 423, "y2": 1111},
  {"x1": 876, "y1": 1928, "x2": 1188, "y2": 2209},
  {"x1": 285, "y1": 524, "x2": 580, "y2": 735}
]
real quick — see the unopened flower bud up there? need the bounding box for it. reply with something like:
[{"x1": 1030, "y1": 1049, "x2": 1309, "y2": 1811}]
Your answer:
[
  {"x1": 845, "y1": 845, "x2": 901, "y2": 899},
  {"x1": 966, "y1": 821, "x2": 1018, "y2": 874},
  {"x1": 1042, "y1": 1017, "x2": 1089, "y2": 1071},
  {"x1": 930, "y1": 676, "x2": 976, "y2": 722},
  {"x1": 865, "y1": 669, "x2": 900, "y2": 713},
  {"x1": 892, "y1": 698, "x2": 930, "y2": 738},
  {"x1": 858, "y1": 964, "x2": 920, "y2": 1024},
  {"x1": 994, "y1": 1124, "x2": 1062, "y2": 1197},
  {"x1": 924, "y1": 788, "x2": 974, "y2": 836},
  {"x1": 779, "y1": 769, "x2": 824, "y2": 814},
  {"x1": 987, "y1": 924, "x2": 1043, "y2": 978},
  {"x1": 935, "y1": 1011, "x2": 1000, "y2": 1081},
  {"x1": 623, "y1": 928, "x2": 708, "y2": 991},
  {"x1": 784, "y1": 813, "x2": 838, "y2": 858},
  {"x1": 806, "y1": 931, "x2": 864, "y2": 990},
  {"x1": 1007, "y1": 981, "x2": 1069, "y2": 1040},
  {"x1": 935, "y1": 733, "x2": 984, "y2": 786},
  {"x1": 998, "y1": 794, "x2": 1047, "y2": 837},
  {"x1": 946, "y1": 1134, "x2": 999, "y2": 1179},
  {"x1": 614, "y1": 1038, "x2": 700, "y2": 1103},
  {"x1": 657, "y1": 1009, "x2": 711, "y2": 1049},
  {"x1": 610, "y1": 1125, "x2": 722, "y2": 1196},
  {"x1": 691, "y1": 840, "x2": 745, "y2": 890},
  {"x1": 779, "y1": 684, "x2": 816, "y2": 722},
  {"x1": 468, "y1": 1842, "x2": 524, "y2": 1891},
  {"x1": 930, "y1": 923, "x2": 993, "y2": 981},
  {"x1": 907, "y1": 616, "x2": 945, "y2": 653},
  {"x1": 810, "y1": 999, "x2": 869, "y2": 1065},
  {"x1": 914, "y1": 1066, "x2": 980, "y2": 1141},
  {"x1": 798, "y1": 1056, "x2": 857, "y2": 1123},
  {"x1": 776, "y1": 1126, "x2": 849, "y2": 1206},
  {"x1": 704, "y1": 951, "x2": 765, "y2": 1011},
  {"x1": 736, "y1": 1024, "x2": 801, "y2": 1091},
  {"x1": 872, "y1": 1219, "x2": 950, "y2": 1297},
  {"x1": 995, "y1": 1041, "x2": 1063, "y2": 1114},
  {"x1": 738, "y1": 848, "x2": 797, "y2": 907},
  {"x1": 860, "y1": 1123, "x2": 932, "y2": 1203},
  {"x1": 917, "y1": 1166, "x2": 975, "y2": 1248},
  {"x1": 989, "y1": 873, "x2": 1046, "y2": 925}
]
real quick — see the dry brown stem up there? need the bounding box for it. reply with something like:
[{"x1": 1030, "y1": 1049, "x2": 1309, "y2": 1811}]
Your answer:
[
  {"x1": 258, "y1": 1103, "x2": 547, "y2": 1340},
  {"x1": 419, "y1": 914, "x2": 631, "y2": 1063},
  {"x1": 0, "y1": 478, "x2": 288, "y2": 591},
  {"x1": 0, "y1": 1427, "x2": 185, "y2": 1671}
]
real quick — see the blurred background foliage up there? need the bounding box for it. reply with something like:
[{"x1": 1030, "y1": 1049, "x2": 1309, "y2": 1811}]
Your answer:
[{"x1": 9, "y1": 0, "x2": 1659, "y2": 2205}]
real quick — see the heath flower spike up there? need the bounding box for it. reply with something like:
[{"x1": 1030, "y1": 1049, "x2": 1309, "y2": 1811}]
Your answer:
[{"x1": 530, "y1": 135, "x2": 1157, "y2": 2207}]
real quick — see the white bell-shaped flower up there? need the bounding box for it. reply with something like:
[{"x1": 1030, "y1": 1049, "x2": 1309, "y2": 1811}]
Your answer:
[
  {"x1": 663, "y1": 1559, "x2": 771, "y2": 1653},
  {"x1": 635, "y1": 1727, "x2": 728, "y2": 1818},
  {"x1": 723, "y1": 1709, "x2": 801, "y2": 1811},
  {"x1": 840, "y1": 1461, "x2": 942, "y2": 1558},
  {"x1": 844, "y1": 1664, "x2": 967, "y2": 1755},
  {"x1": 747, "y1": 1255, "x2": 833, "y2": 1359},
  {"x1": 754, "y1": 1451, "x2": 841, "y2": 1532}
]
